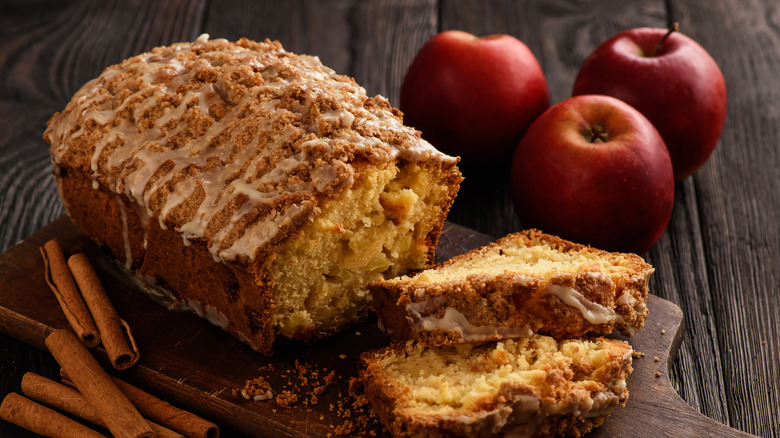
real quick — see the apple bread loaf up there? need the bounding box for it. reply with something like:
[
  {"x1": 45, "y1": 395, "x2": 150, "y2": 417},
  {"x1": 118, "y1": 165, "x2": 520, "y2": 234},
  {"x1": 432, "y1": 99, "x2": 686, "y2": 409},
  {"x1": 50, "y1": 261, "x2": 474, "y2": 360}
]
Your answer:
[
  {"x1": 357, "y1": 335, "x2": 634, "y2": 438},
  {"x1": 370, "y1": 229, "x2": 652, "y2": 347},
  {"x1": 43, "y1": 35, "x2": 462, "y2": 355}
]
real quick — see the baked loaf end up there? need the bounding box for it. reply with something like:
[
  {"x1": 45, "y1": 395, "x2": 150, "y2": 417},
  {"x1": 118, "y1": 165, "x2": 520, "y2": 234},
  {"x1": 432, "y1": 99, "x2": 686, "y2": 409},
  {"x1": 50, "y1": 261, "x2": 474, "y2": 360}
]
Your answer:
[
  {"x1": 358, "y1": 335, "x2": 633, "y2": 438},
  {"x1": 370, "y1": 229, "x2": 653, "y2": 347},
  {"x1": 44, "y1": 35, "x2": 461, "y2": 355}
]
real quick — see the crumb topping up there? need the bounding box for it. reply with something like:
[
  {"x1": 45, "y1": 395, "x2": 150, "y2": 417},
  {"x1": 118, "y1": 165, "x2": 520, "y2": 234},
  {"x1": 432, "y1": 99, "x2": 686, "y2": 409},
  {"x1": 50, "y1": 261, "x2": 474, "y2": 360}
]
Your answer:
[{"x1": 44, "y1": 34, "x2": 454, "y2": 262}]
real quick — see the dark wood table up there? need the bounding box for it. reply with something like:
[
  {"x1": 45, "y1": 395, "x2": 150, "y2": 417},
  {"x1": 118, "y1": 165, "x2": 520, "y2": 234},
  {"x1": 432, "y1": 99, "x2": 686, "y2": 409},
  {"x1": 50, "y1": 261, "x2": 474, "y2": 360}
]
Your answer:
[{"x1": 1, "y1": 1, "x2": 777, "y2": 437}]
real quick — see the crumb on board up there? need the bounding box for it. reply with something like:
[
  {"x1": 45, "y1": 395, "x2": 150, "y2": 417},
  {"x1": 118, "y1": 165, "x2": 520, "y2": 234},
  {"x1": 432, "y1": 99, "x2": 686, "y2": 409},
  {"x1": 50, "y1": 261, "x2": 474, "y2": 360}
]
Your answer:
[
  {"x1": 233, "y1": 360, "x2": 382, "y2": 435},
  {"x1": 661, "y1": 329, "x2": 666, "y2": 335},
  {"x1": 235, "y1": 358, "x2": 341, "y2": 410},
  {"x1": 654, "y1": 356, "x2": 659, "y2": 362},
  {"x1": 275, "y1": 390, "x2": 299, "y2": 408},
  {"x1": 325, "y1": 377, "x2": 383, "y2": 436},
  {"x1": 655, "y1": 371, "x2": 661, "y2": 378},
  {"x1": 233, "y1": 376, "x2": 273, "y2": 401}
]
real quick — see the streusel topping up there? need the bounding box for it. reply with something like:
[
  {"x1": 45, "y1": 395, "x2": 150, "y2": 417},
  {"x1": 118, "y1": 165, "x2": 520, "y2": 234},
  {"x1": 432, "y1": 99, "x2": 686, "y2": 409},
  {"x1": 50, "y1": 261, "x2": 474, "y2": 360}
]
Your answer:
[{"x1": 44, "y1": 35, "x2": 454, "y2": 261}]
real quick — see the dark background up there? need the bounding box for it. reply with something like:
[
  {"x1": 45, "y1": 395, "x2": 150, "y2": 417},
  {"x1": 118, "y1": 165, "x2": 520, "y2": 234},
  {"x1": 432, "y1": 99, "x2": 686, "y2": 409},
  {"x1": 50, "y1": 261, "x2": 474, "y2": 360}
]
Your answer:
[{"x1": 1, "y1": 1, "x2": 778, "y2": 436}]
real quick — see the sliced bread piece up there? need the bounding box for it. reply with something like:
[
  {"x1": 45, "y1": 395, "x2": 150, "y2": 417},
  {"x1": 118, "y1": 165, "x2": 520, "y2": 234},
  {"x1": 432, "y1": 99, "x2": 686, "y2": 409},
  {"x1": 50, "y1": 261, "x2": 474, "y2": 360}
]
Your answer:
[
  {"x1": 370, "y1": 229, "x2": 653, "y2": 347},
  {"x1": 357, "y1": 335, "x2": 633, "y2": 438}
]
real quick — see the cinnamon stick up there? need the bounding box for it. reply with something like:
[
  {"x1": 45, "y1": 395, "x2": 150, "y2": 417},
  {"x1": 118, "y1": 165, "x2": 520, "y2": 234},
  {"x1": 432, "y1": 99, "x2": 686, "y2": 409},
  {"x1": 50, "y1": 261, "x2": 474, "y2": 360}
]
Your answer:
[
  {"x1": 45, "y1": 328, "x2": 154, "y2": 438},
  {"x1": 21, "y1": 372, "x2": 184, "y2": 438},
  {"x1": 0, "y1": 392, "x2": 106, "y2": 438},
  {"x1": 68, "y1": 252, "x2": 140, "y2": 370},
  {"x1": 111, "y1": 378, "x2": 220, "y2": 438},
  {"x1": 40, "y1": 239, "x2": 99, "y2": 347},
  {"x1": 61, "y1": 371, "x2": 219, "y2": 438}
]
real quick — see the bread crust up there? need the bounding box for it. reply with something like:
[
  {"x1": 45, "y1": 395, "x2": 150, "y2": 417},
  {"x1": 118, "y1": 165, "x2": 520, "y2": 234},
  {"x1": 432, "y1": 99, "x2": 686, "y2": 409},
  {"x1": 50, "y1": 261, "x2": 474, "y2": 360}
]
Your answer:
[
  {"x1": 56, "y1": 167, "x2": 279, "y2": 353},
  {"x1": 370, "y1": 229, "x2": 653, "y2": 347}
]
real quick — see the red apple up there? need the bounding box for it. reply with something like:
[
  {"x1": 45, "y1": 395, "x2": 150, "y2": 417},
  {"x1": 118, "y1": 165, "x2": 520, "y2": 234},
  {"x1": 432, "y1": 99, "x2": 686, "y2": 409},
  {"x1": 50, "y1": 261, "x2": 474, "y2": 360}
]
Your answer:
[
  {"x1": 510, "y1": 95, "x2": 674, "y2": 254},
  {"x1": 400, "y1": 30, "x2": 549, "y2": 167},
  {"x1": 572, "y1": 25, "x2": 727, "y2": 181}
]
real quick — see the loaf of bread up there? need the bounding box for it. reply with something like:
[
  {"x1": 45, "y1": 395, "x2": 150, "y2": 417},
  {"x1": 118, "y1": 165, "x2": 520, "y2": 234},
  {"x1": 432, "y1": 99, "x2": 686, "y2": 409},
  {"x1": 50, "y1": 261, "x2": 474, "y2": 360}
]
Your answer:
[
  {"x1": 370, "y1": 229, "x2": 652, "y2": 347},
  {"x1": 357, "y1": 335, "x2": 633, "y2": 438},
  {"x1": 43, "y1": 35, "x2": 461, "y2": 355}
]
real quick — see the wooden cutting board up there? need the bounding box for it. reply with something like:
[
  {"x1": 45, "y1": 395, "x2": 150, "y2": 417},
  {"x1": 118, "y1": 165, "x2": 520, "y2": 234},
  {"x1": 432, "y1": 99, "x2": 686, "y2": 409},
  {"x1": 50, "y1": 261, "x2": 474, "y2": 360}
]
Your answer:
[{"x1": 0, "y1": 216, "x2": 755, "y2": 437}]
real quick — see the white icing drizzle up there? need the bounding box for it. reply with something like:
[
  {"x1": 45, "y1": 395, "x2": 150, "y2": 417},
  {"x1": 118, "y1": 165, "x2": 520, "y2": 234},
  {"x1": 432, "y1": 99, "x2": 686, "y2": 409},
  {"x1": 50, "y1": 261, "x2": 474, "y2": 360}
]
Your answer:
[
  {"x1": 454, "y1": 405, "x2": 515, "y2": 432},
  {"x1": 321, "y1": 109, "x2": 355, "y2": 128},
  {"x1": 116, "y1": 197, "x2": 133, "y2": 269},
  {"x1": 617, "y1": 288, "x2": 646, "y2": 335},
  {"x1": 453, "y1": 387, "x2": 622, "y2": 437},
  {"x1": 546, "y1": 284, "x2": 618, "y2": 325},
  {"x1": 132, "y1": 202, "x2": 151, "y2": 250},
  {"x1": 185, "y1": 299, "x2": 230, "y2": 330},
  {"x1": 454, "y1": 394, "x2": 538, "y2": 434},
  {"x1": 406, "y1": 298, "x2": 532, "y2": 341},
  {"x1": 581, "y1": 391, "x2": 620, "y2": 418},
  {"x1": 123, "y1": 268, "x2": 236, "y2": 336},
  {"x1": 44, "y1": 35, "x2": 456, "y2": 262},
  {"x1": 617, "y1": 290, "x2": 637, "y2": 308},
  {"x1": 236, "y1": 331, "x2": 261, "y2": 352},
  {"x1": 543, "y1": 272, "x2": 622, "y2": 325}
]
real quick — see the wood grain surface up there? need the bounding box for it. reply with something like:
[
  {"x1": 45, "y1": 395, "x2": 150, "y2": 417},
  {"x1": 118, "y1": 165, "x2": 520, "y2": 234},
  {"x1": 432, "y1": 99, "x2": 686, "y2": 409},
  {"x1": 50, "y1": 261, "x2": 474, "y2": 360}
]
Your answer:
[
  {"x1": 0, "y1": 0, "x2": 778, "y2": 437},
  {"x1": 0, "y1": 217, "x2": 757, "y2": 438}
]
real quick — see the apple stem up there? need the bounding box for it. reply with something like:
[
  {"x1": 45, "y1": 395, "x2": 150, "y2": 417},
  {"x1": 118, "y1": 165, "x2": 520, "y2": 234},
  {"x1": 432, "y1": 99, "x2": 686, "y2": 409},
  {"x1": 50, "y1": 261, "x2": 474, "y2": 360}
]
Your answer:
[
  {"x1": 583, "y1": 125, "x2": 610, "y2": 143},
  {"x1": 652, "y1": 22, "x2": 680, "y2": 56}
]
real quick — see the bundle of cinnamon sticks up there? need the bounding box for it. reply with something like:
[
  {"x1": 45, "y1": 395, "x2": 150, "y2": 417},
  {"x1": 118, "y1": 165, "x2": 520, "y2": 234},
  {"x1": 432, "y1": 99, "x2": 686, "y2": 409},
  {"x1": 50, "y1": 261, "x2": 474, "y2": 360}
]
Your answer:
[
  {"x1": 0, "y1": 239, "x2": 219, "y2": 437},
  {"x1": 39, "y1": 239, "x2": 140, "y2": 370},
  {"x1": 1, "y1": 329, "x2": 218, "y2": 437}
]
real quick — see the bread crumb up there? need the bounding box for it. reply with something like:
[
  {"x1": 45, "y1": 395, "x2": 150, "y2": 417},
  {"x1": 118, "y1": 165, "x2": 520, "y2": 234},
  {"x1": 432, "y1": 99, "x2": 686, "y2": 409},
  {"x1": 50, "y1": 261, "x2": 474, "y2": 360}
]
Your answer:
[
  {"x1": 235, "y1": 376, "x2": 273, "y2": 401},
  {"x1": 654, "y1": 356, "x2": 659, "y2": 362},
  {"x1": 334, "y1": 420, "x2": 355, "y2": 435},
  {"x1": 655, "y1": 371, "x2": 661, "y2": 377},
  {"x1": 336, "y1": 377, "x2": 382, "y2": 435},
  {"x1": 275, "y1": 390, "x2": 299, "y2": 408},
  {"x1": 235, "y1": 357, "x2": 367, "y2": 432},
  {"x1": 661, "y1": 329, "x2": 666, "y2": 335},
  {"x1": 339, "y1": 354, "x2": 347, "y2": 359}
]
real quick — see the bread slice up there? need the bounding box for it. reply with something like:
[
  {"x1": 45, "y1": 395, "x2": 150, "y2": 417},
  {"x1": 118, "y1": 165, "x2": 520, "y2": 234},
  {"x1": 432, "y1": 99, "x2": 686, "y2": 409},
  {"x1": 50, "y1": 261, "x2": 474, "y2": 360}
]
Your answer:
[
  {"x1": 357, "y1": 335, "x2": 633, "y2": 438},
  {"x1": 43, "y1": 35, "x2": 461, "y2": 355},
  {"x1": 370, "y1": 229, "x2": 652, "y2": 347}
]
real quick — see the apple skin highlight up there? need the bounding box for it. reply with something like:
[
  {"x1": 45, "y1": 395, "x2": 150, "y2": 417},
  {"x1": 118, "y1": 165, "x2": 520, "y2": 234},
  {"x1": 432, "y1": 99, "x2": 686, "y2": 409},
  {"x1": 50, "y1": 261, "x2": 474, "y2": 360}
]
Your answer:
[
  {"x1": 573, "y1": 26, "x2": 727, "y2": 181},
  {"x1": 511, "y1": 95, "x2": 674, "y2": 254},
  {"x1": 400, "y1": 30, "x2": 549, "y2": 168}
]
